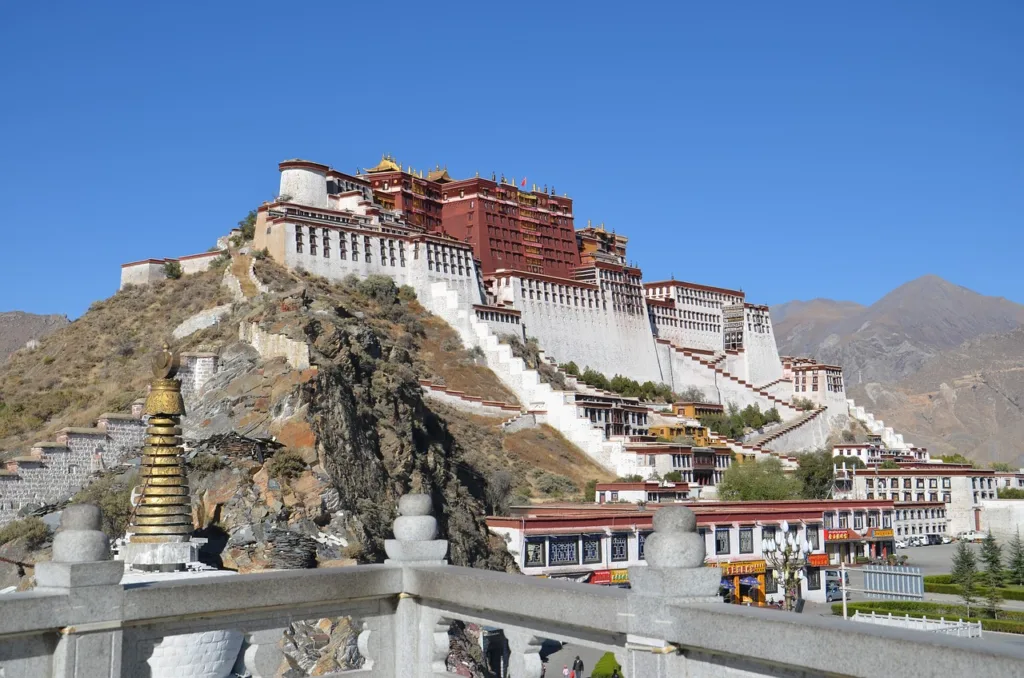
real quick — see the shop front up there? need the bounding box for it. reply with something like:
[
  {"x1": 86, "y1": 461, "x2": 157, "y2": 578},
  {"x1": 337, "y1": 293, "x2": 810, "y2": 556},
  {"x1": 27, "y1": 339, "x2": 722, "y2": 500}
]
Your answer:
[
  {"x1": 715, "y1": 560, "x2": 768, "y2": 606},
  {"x1": 589, "y1": 568, "x2": 630, "y2": 588},
  {"x1": 868, "y1": 528, "x2": 894, "y2": 558},
  {"x1": 824, "y1": 528, "x2": 865, "y2": 565}
]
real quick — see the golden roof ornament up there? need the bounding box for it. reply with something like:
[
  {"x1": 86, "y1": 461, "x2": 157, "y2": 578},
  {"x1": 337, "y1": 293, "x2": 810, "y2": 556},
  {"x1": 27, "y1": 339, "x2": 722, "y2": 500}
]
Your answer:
[{"x1": 130, "y1": 343, "x2": 192, "y2": 543}]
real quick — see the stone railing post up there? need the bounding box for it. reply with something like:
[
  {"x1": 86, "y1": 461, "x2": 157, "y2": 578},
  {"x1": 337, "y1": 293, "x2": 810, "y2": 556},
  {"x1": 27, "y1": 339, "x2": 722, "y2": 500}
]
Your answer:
[
  {"x1": 385, "y1": 494, "x2": 449, "y2": 678},
  {"x1": 627, "y1": 506, "x2": 720, "y2": 671},
  {"x1": 35, "y1": 504, "x2": 125, "y2": 678},
  {"x1": 384, "y1": 494, "x2": 449, "y2": 565}
]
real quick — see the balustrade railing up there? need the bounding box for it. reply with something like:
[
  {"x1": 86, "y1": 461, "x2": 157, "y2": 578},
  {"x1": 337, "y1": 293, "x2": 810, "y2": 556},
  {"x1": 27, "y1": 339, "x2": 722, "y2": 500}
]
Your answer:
[{"x1": 1, "y1": 501, "x2": 1023, "y2": 677}]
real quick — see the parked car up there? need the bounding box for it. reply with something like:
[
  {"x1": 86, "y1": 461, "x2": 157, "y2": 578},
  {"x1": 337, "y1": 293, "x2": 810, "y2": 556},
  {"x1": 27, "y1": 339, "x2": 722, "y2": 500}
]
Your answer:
[
  {"x1": 941, "y1": 535, "x2": 954, "y2": 544},
  {"x1": 895, "y1": 539, "x2": 907, "y2": 549},
  {"x1": 926, "y1": 534, "x2": 942, "y2": 546},
  {"x1": 958, "y1": 531, "x2": 988, "y2": 543}
]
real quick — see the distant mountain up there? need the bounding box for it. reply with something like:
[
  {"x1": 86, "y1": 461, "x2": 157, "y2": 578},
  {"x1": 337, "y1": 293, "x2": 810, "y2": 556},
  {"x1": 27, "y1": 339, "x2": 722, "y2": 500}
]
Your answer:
[
  {"x1": 772, "y1": 275, "x2": 1024, "y2": 385},
  {"x1": 0, "y1": 311, "x2": 69, "y2": 362},
  {"x1": 847, "y1": 327, "x2": 1024, "y2": 465}
]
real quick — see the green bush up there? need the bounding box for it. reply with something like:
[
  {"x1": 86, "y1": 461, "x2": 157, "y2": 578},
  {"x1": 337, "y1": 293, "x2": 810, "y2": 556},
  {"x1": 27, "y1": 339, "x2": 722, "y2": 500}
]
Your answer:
[
  {"x1": 357, "y1": 275, "x2": 399, "y2": 303},
  {"x1": 0, "y1": 517, "x2": 50, "y2": 550},
  {"x1": 924, "y1": 574, "x2": 1024, "y2": 600},
  {"x1": 266, "y1": 449, "x2": 306, "y2": 480},
  {"x1": 591, "y1": 651, "x2": 624, "y2": 678},
  {"x1": 188, "y1": 453, "x2": 226, "y2": 479},
  {"x1": 534, "y1": 472, "x2": 578, "y2": 498},
  {"x1": 164, "y1": 261, "x2": 183, "y2": 279},
  {"x1": 72, "y1": 472, "x2": 136, "y2": 539},
  {"x1": 238, "y1": 209, "x2": 257, "y2": 240}
]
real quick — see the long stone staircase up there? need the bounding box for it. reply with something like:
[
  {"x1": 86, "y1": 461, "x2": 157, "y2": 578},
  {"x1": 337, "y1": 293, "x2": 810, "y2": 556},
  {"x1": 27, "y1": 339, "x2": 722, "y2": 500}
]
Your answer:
[
  {"x1": 671, "y1": 346, "x2": 801, "y2": 416},
  {"x1": 426, "y1": 281, "x2": 624, "y2": 470},
  {"x1": 846, "y1": 399, "x2": 910, "y2": 450}
]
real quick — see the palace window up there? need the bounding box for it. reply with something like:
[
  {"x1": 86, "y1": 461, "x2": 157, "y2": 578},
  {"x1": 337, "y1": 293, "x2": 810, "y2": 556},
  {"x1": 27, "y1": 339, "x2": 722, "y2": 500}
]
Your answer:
[
  {"x1": 715, "y1": 529, "x2": 730, "y2": 555},
  {"x1": 322, "y1": 229, "x2": 330, "y2": 258},
  {"x1": 929, "y1": 479, "x2": 938, "y2": 489},
  {"x1": 739, "y1": 527, "x2": 753, "y2": 554},
  {"x1": 762, "y1": 526, "x2": 776, "y2": 543},
  {"x1": 611, "y1": 534, "x2": 628, "y2": 562},
  {"x1": 806, "y1": 568, "x2": 821, "y2": 591},
  {"x1": 764, "y1": 569, "x2": 778, "y2": 594},
  {"x1": 548, "y1": 537, "x2": 579, "y2": 566},
  {"x1": 309, "y1": 227, "x2": 317, "y2": 256},
  {"x1": 338, "y1": 236, "x2": 347, "y2": 260},
  {"x1": 524, "y1": 539, "x2": 545, "y2": 568},
  {"x1": 839, "y1": 513, "x2": 849, "y2": 528},
  {"x1": 295, "y1": 228, "x2": 304, "y2": 253},
  {"x1": 582, "y1": 535, "x2": 602, "y2": 564},
  {"x1": 942, "y1": 478, "x2": 951, "y2": 489},
  {"x1": 807, "y1": 525, "x2": 820, "y2": 550}
]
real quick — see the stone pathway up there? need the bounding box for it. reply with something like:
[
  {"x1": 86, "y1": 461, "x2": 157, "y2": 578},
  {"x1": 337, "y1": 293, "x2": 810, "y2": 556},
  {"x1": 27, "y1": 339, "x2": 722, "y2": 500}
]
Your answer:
[{"x1": 231, "y1": 254, "x2": 259, "y2": 299}]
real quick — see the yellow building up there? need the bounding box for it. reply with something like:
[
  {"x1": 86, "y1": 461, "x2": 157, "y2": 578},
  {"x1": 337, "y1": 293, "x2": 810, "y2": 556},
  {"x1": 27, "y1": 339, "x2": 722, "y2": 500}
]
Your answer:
[
  {"x1": 649, "y1": 423, "x2": 713, "y2": 447},
  {"x1": 672, "y1": 402, "x2": 725, "y2": 420}
]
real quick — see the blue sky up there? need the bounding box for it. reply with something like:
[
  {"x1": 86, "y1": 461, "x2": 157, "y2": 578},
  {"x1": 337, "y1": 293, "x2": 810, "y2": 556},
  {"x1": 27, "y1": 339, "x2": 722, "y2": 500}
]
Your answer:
[{"x1": 1, "y1": 1, "x2": 1021, "y2": 318}]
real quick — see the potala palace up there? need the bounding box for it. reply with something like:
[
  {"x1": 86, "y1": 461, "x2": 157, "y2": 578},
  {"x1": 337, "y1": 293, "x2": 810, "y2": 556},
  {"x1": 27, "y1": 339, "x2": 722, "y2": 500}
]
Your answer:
[{"x1": 116, "y1": 156, "x2": 924, "y2": 487}]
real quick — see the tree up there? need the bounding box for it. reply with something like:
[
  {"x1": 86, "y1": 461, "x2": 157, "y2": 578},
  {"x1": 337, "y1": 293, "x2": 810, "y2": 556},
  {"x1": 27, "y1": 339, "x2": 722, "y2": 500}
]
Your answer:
[
  {"x1": 717, "y1": 458, "x2": 802, "y2": 501},
  {"x1": 163, "y1": 260, "x2": 183, "y2": 279},
  {"x1": 763, "y1": 408, "x2": 782, "y2": 424},
  {"x1": 980, "y1": 533, "x2": 1005, "y2": 588},
  {"x1": 841, "y1": 429, "x2": 856, "y2": 443},
  {"x1": 677, "y1": 386, "x2": 708, "y2": 403},
  {"x1": 238, "y1": 209, "x2": 257, "y2": 240},
  {"x1": 485, "y1": 470, "x2": 514, "y2": 516},
  {"x1": 951, "y1": 541, "x2": 980, "y2": 617},
  {"x1": 879, "y1": 460, "x2": 900, "y2": 469},
  {"x1": 998, "y1": 487, "x2": 1024, "y2": 499},
  {"x1": 663, "y1": 470, "x2": 683, "y2": 482},
  {"x1": 561, "y1": 361, "x2": 580, "y2": 376},
  {"x1": 796, "y1": 450, "x2": 864, "y2": 500},
  {"x1": 1007, "y1": 532, "x2": 1024, "y2": 587},
  {"x1": 937, "y1": 453, "x2": 976, "y2": 467},
  {"x1": 991, "y1": 462, "x2": 1015, "y2": 472}
]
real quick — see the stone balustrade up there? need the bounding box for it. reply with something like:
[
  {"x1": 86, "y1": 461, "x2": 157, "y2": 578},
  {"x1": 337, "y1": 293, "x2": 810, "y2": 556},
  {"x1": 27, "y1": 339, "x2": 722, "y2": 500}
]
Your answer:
[{"x1": 1, "y1": 501, "x2": 1022, "y2": 678}]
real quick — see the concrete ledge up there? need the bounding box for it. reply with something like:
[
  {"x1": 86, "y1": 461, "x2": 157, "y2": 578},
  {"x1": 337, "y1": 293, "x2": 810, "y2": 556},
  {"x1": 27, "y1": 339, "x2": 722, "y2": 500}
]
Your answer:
[
  {"x1": 122, "y1": 564, "x2": 403, "y2": 622},
  {"x1": 35, "y1": 561, "x2": 124, "y2": 590},
  {"x1": 403, "y1": 565, "x2": 629, "y2": 635},
  {"x1": 664, "y1": 602, "x2": 1024, "y2": 678}
]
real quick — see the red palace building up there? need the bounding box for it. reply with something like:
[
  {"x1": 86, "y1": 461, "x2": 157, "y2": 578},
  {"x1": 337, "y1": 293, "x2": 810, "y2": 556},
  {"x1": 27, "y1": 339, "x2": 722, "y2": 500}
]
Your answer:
[{"x1": 359, "y1": 154, "x2": 578, "y2": 277}]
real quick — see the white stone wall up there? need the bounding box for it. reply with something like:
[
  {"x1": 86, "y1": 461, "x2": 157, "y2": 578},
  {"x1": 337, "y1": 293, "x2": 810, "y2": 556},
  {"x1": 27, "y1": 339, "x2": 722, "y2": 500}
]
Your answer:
[
  {"x1": 171, "y1": 304, "x2": 232, "y2": 340},
  {"x1": 239, "y1": 322, "x2": 310, "y2": 370},
  {"x1": 755, "y1": 409, "x2": 831, "y2": 454},
  {"x1": 97, "y1": 417, "x2": 147, "y2": 463},
  {"x1": 744, "y1": 326, "x2": 784, "y2": 387},
  {"x1": 177, "y1": 253, "x2": 220, "y2": 276},
  {"x1": 280, "y1": 166, "x2": 329, "y2": 208},
  {"x1": 492, "y1": 274, "x2": 662, "y2": 383},
  {"x1": 419, "y1": 384, "x2": 520, "y2": 418},
  {"x1": 120, "y1": 262, "x2": 166, "y2": 289},
  {"x1": 979, "y1": 500, "x2": 1024, "y2": 541},
  {"x1": 282, "y1": 223, "x2": 483, "y2": 307}
]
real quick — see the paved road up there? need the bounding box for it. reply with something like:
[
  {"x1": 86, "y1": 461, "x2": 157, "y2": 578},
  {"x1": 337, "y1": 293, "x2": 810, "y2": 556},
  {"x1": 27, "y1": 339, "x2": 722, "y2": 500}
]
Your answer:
[
  {"x1": 543, "y1": 641, "x2": 620, "y2": 678},
  {"x1": 893, "y1": 542, "x2": 981, "y2": 575}
]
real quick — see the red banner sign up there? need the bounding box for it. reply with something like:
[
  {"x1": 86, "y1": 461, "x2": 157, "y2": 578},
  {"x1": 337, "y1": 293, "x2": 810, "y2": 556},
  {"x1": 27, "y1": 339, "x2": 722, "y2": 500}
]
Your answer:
[
  {"x1": 590, "y1": 570, "x2": 611, "y2": 585},
  {"x1": 825, "y1": 529, "x2": 851, "y2": 541},
  {"x1": 808, "y1": 553, "x2": 830, "y2": 567}
]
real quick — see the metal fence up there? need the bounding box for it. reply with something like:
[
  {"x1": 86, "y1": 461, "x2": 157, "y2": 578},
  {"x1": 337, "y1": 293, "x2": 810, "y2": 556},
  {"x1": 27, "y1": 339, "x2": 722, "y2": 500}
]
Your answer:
[
  {"x1": 852, "y1": 611, "x2": 982, "y2": 638},
  {"x1": 863, "y1": 564, "x2": 924, "y2": 600}
]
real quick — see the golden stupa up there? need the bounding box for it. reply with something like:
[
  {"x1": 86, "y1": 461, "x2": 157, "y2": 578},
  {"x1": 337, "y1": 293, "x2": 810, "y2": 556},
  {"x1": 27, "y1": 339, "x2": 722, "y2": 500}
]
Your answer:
[{"x1": 128, "y1": 345, "x2": 193, "y2": 542}]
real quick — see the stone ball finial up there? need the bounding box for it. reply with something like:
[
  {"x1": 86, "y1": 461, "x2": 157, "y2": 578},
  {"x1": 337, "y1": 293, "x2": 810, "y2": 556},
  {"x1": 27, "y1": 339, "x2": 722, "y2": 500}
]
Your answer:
[
  {"x1": 52, "y1": 504, "x2": 111, "y2": 563},
  {"x1": 644, "y1": 506, "x2": 705, "y2": 569},
  {"x1": 393, "y1": 494, "x2": 438, "y2": 541}
]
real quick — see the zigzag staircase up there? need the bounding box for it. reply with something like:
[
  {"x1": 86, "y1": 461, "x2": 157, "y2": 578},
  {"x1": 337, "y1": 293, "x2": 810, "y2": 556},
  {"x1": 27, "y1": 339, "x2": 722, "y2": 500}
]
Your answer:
[
  {"x1": 670, "y1": 345, "x2": 800, "y2": 416},
  {"x1": 426, "y1": 281, "x2": 624, "y2": 470}
]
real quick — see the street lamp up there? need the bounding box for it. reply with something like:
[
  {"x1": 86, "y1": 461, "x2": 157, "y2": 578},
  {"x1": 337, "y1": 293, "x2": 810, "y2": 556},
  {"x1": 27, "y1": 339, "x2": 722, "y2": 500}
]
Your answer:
[{"x1": 762, "y1": 520, "x2": 810, "y2": 612}]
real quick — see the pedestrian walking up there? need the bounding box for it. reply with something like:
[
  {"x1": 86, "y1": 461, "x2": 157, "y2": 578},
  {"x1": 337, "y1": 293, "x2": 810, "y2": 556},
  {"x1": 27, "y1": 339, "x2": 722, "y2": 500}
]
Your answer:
[
  {"x1": 562, "y1": 665, "x2": 569, "y2": 678},
  {"x1": 573, "y1": 655, "x2": 585, "y2": 678}
]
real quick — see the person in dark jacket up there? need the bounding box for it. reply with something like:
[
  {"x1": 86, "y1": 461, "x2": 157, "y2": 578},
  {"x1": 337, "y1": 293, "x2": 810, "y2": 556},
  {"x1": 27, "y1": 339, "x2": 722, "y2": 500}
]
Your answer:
[{"x1": 573, "y1": 656, "x2": 584, "y2": 677}]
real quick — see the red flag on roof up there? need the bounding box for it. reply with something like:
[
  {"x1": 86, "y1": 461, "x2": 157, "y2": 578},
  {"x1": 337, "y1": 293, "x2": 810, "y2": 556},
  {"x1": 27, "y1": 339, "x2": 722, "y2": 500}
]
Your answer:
[{"x1": 520, "y1": 177, "x2": 527, "y2": 188}]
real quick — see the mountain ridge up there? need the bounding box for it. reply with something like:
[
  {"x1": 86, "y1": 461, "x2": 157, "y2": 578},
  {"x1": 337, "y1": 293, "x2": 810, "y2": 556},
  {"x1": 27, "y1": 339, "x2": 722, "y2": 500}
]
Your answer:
[{"x1": 0, "y1": 311, "x2": 69, "y2": 363}]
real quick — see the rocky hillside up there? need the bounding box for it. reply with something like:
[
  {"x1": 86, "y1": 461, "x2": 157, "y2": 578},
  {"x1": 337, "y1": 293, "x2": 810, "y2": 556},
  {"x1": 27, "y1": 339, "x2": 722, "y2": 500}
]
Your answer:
[
  {"x1": 773, "y1": 275, "x2": 1024, "y2": 385},
  {"x1": 0, "y1": 256, "x2": 610, "y2": 580},
  {"x1": 0, "y1": 311, "x2": 69, "y2": 363},
  {"x1": 848, "y1": 327, "x2": 1024, "y2": 465}
]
